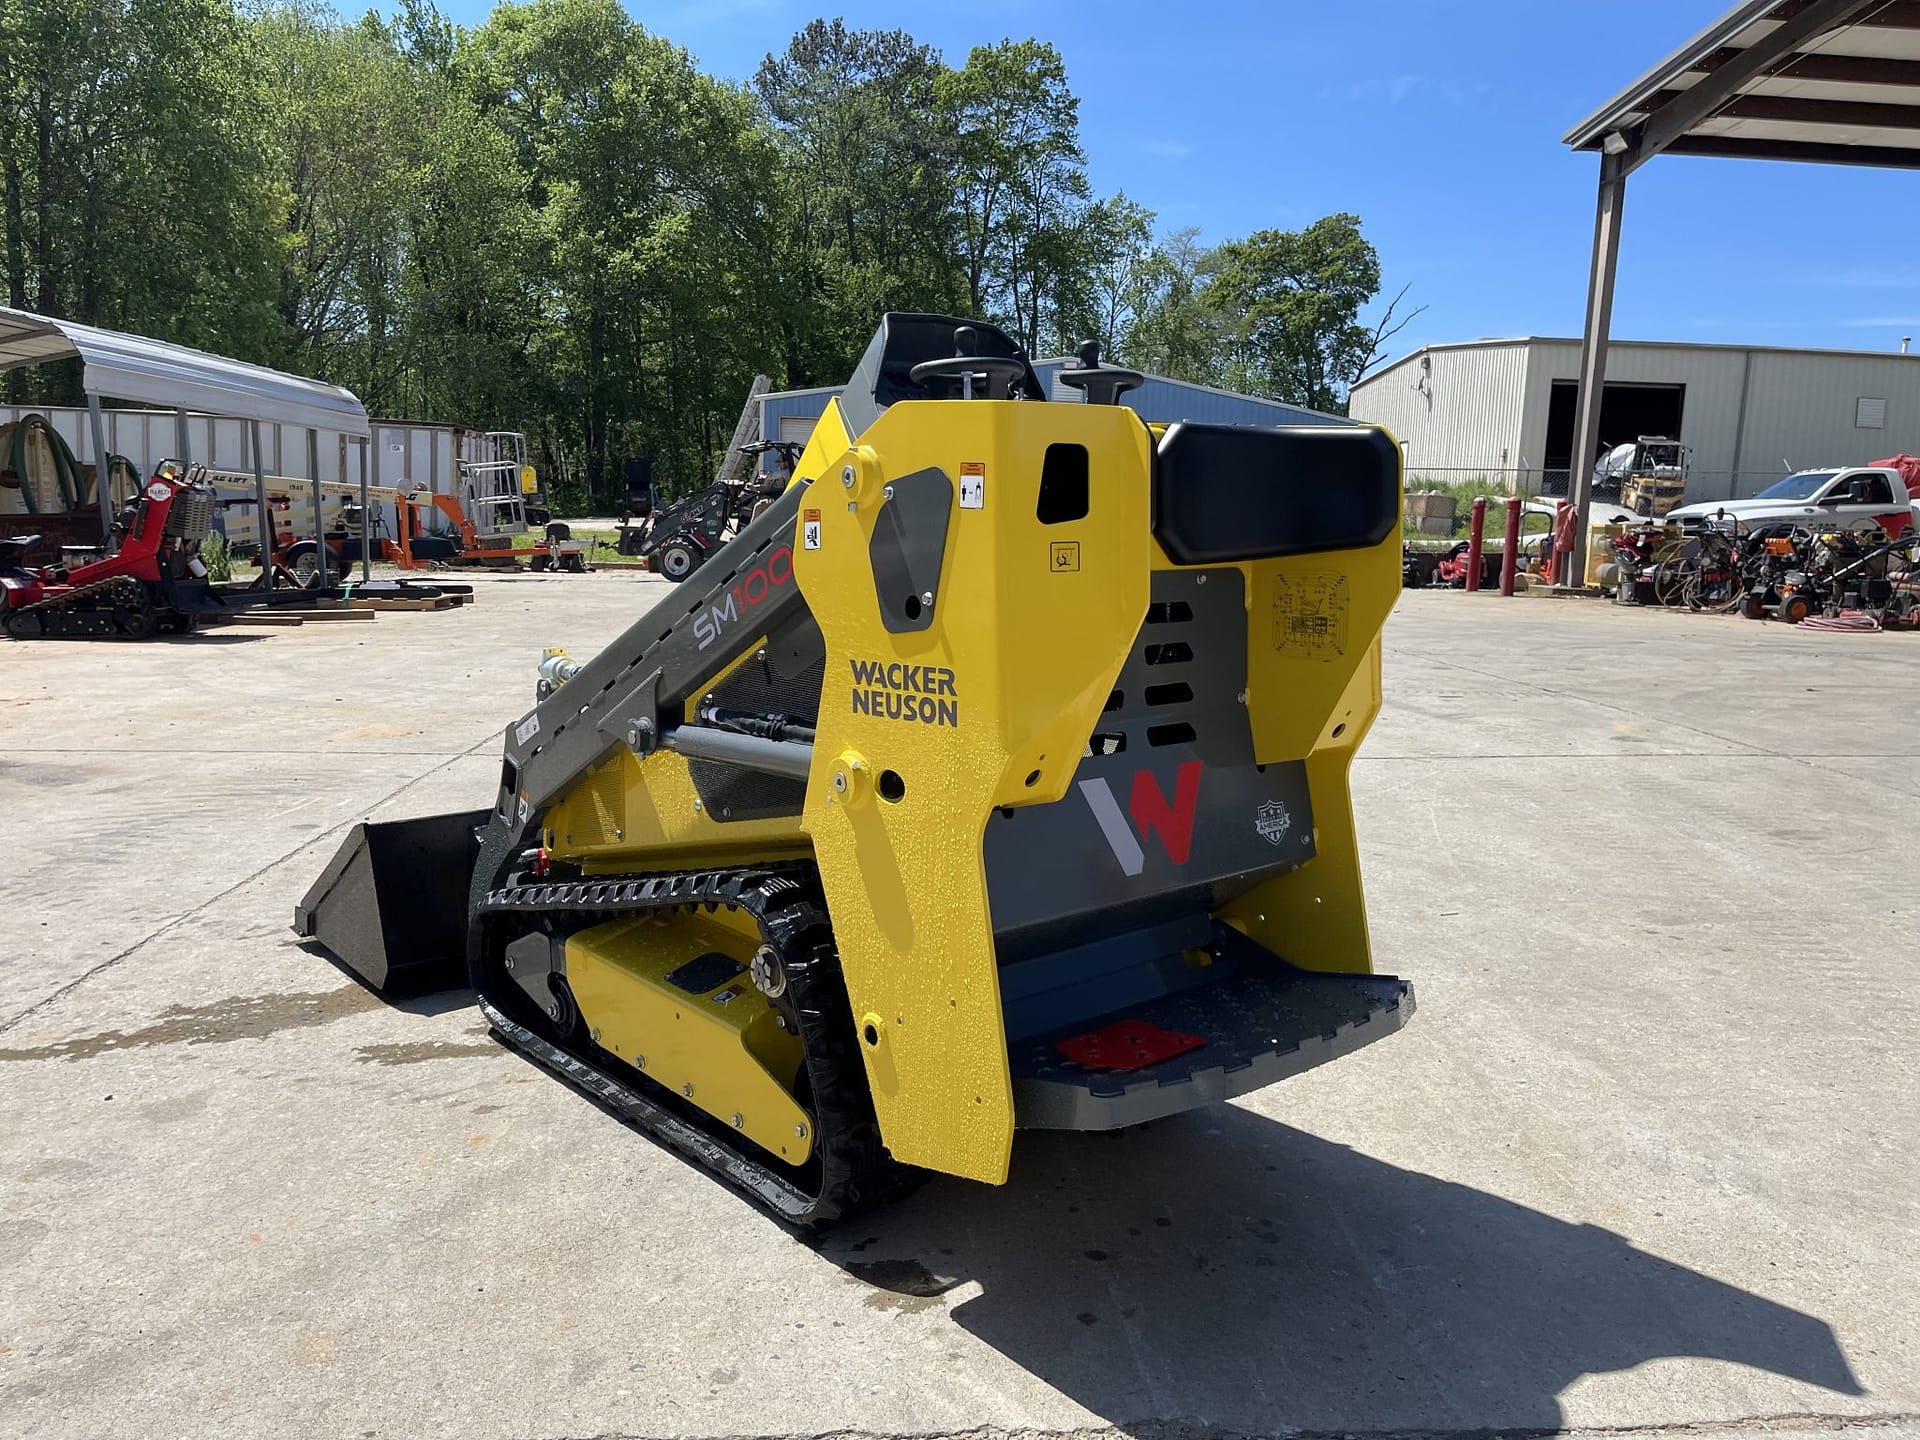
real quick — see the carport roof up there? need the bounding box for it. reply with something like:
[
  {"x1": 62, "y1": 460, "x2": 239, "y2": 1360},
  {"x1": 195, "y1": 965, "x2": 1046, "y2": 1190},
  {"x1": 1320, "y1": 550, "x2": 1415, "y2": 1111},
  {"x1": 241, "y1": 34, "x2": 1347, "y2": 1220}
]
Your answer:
[
  {"x1": 0, "y1": 306, "x2": 368, "y2": 435},
  {"x1": 1566, "y1": 0, "x2": 1920, "y2": 171}
]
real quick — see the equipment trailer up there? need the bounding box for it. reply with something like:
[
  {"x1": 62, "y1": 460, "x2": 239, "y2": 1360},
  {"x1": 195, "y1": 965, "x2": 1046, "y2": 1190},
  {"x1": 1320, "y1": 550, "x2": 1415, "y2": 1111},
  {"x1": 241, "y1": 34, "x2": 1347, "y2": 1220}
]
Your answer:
[{"x1": 298, "y1": 314, "x2": 1413, "y2": 1226}]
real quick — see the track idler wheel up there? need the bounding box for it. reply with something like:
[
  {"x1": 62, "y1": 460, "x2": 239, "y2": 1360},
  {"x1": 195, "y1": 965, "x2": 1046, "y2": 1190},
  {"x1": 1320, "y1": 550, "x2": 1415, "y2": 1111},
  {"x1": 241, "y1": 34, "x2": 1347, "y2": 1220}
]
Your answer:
[{"x1": 4, "y1": 606, "x2": 44, "y2": 640}]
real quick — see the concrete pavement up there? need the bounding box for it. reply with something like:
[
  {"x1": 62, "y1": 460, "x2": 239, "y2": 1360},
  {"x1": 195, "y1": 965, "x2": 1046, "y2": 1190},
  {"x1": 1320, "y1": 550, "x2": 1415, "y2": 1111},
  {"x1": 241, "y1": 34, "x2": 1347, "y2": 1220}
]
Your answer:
[{"x1": 1, "y1": 578, "x2": 1916, "y2": 1439}]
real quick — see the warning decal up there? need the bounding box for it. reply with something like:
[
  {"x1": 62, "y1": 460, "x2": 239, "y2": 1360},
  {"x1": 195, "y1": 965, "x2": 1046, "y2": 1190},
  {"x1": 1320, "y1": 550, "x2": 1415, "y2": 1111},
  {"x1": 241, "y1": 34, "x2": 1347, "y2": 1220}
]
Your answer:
[
  {"x1": 959, "y1": 462, "x2": 985, "y2": 509},
  {"x1": 1049, "y1": 541, "x2": 1080, "y2": 573},
  {"x1": 802, "y1": 508, "x2": 822, "y2": 550},
  {"x1": 1273, "y1": 573, "x2": 1350, "y2": 661}
]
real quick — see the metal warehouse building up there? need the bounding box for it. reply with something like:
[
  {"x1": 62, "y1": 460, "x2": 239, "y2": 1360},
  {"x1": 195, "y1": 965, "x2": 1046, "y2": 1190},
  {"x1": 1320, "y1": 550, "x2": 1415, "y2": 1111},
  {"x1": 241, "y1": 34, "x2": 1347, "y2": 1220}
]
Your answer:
[
  {"x1": 1349, "y1": 337, "x2": 1920, "y2": 502},
  {"x1": 758, "y1": 359, "x2": 1341, "y2": 461}
]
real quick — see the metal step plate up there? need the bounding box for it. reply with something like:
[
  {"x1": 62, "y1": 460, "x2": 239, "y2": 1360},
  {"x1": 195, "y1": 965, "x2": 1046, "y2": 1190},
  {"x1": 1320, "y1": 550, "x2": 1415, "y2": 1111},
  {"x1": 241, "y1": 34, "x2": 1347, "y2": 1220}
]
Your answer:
[{"x1": 1008, "y1": 927, "x2": 1413, "y2": 1132}]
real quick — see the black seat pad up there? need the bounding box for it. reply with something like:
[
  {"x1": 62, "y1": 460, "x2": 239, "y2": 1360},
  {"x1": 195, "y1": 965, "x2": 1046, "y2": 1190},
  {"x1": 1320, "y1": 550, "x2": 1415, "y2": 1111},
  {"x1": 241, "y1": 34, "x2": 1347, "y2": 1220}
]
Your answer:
[{"x1": 1153, "y1": 423, "x2": 1399, "y2": 565}]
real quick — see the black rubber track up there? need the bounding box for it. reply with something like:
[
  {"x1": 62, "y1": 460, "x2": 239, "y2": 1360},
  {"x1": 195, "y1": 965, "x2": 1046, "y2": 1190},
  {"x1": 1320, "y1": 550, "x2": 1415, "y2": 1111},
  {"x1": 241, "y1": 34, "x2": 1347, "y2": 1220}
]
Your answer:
[
  {"x1": 473, "y1": 865, "x2": 918, "y2": 1230},
  {"x1": 4, "y1": 574, "x2": 153, "y2": 639}
]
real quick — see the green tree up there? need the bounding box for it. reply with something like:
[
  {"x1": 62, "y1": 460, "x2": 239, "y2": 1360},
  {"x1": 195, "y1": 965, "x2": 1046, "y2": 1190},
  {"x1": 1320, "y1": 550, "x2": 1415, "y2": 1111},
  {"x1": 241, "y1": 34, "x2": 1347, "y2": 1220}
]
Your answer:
[
  {"x1": 754, "y1": 20, "x2": 962, "y2": 385},
  {"x1": 1, "y1": 0, "x2": 1406, "y2": 513},
  {"x1": 1122, "y1": 227, "x2": 1222, "y2": 385},
  {"x1": 473, "y1": 0, "x2": 779, "y2": 501},
  {"x1": 1200, "y1": 212, "x2": 1415, "y2": 413},
  {"x1": 1058, "y1": 192, "x2": 1154, "y2": 360},
  {"x1": 0, "y1": 0, "x2": 283, "y2": 399},
  {"x1": 941, "y1": 38, "x2": 1087, "y2": 353}
]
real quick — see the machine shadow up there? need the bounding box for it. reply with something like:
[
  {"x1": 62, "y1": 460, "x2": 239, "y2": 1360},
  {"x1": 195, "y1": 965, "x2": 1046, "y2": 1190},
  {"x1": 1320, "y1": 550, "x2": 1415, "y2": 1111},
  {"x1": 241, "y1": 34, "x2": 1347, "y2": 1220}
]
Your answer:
[{"x1": 818, "y1": 1108, "x2": 1862, "y2": 1433}]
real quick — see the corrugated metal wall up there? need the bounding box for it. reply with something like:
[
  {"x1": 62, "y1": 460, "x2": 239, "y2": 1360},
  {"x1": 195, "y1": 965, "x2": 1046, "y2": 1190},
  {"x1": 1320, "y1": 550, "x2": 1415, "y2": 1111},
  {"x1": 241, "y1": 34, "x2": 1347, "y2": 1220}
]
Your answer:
[
  {"x1": 0, "y1": 403, "x2": 500, "y2": 542},
  {"x1": 1349, "y1": 343, "x2": 1529, "y2": 485},
  {"x1": 1518, "y1": 341, "x2": 1749, "y2": 501},
  {"x1": 758, "y1": 389, "x2": 840, "y2": 464},
  {"x1": 0, "y1": 404, "x2": 485, "y2": 490},
  {"x1": 1734, "y1": 351, "x2": 1920, "y2": 493},
  {"x1": 1519, "y1": 342, "x2": 1920, "y2": 502},
  {"x1": 1358, "y1": 338, "x2": 1920, "y2": 503}
]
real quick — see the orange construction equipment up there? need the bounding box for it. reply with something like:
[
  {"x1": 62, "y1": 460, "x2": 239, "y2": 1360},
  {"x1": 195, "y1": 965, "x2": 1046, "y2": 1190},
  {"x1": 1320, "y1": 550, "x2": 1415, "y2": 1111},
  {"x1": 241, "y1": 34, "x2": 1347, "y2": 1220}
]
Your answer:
[{"x1": 385, "y1": 491, "x2": 586, "y2": 573}]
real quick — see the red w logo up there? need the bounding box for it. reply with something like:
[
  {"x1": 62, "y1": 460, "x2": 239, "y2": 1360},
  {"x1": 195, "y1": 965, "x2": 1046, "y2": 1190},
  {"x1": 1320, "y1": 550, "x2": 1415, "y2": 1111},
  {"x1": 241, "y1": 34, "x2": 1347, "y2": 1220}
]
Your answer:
[{"x1": 1078, "y1": 761, "x2": 1202, "y2": 875}]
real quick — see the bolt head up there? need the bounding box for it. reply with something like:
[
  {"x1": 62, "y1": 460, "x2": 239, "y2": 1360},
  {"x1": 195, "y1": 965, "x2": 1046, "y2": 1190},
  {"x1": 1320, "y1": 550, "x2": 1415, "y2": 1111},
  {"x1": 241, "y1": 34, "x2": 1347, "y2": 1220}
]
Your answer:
[
  {"x1": 840, "y1": 464, "x2": 855, "y2": 488},
  {"x1": 882, "y1": 483, "x2": 894, "y2": 499},
  {"x1": 546, "y1": 1003, "x2": 560, "y2": 1020},
  {"x1": 505, "y1": 956, "x2": 516, "y2": 970},
  {"x1": 922, "y1": 590, "x2": 934, "y2": 604},
  {"x1": 832, "y1": 769, "x2": 848, "y2": 794},
  {"x1": 682, "y1": 1083, "x2": 694, "y2": 1098},
  {"x1": 1196, "y1": 574, "x2": 1208, "y2": 585},
  {"x1": 635, "y1": 1054, "x2": 646, "y2": 1069},
  {"x1": 795, "y1": 1123, "x2": 808, "y2": 1138},
  {"x1": 731, "y1": 1113, "x2": 744, "y2": 1128},
  {"x1": 590, "y1": 1027, "x2": 601, "y2": 1042}
]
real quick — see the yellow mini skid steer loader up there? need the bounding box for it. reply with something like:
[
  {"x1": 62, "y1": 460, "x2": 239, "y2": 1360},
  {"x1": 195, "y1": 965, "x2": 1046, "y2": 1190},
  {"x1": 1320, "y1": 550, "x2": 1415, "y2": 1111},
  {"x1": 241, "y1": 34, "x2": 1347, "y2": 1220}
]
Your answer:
[{"x1": 298, "y1": 314, "x2": 1413, "y2": 1227}]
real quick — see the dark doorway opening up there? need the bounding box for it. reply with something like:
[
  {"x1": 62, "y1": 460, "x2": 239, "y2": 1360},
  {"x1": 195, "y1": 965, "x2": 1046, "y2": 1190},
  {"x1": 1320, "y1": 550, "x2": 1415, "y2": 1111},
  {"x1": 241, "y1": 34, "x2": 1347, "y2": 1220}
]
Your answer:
[{"x1": 1545, "y1": 380, "x2": 1685, "y2": 493}]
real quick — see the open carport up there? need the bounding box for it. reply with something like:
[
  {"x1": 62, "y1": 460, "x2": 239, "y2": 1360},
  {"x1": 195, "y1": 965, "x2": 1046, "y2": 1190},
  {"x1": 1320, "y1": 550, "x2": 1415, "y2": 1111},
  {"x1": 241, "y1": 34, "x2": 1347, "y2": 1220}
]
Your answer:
[{"x1": 1563, "y1": 0, "x2": 1920, "y2": 574}]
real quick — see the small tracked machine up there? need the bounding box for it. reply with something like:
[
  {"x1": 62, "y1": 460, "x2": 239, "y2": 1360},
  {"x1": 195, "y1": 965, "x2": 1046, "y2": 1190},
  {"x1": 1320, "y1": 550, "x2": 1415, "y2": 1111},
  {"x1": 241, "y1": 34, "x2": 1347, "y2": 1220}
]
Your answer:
[
  {"x1": 298, "y1": 315, "x2": 1413, "y2": 1226},
  {"x1": 1, "y1": 460, "x2": 221, "y2": 638}
]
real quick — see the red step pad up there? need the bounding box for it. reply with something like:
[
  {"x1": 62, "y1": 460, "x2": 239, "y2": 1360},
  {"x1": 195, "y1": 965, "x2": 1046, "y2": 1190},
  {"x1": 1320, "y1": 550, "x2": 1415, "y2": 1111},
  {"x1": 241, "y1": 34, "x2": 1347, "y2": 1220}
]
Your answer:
[{"x1": 1056, "y1": 1019, "x2": 1206, "y2": 1072}]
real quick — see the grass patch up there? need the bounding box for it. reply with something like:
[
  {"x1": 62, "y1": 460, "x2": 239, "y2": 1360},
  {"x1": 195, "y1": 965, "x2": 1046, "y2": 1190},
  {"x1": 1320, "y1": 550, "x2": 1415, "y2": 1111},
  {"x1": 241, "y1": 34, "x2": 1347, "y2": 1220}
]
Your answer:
[
  {"x1": 561, "y1": 527, "x2": 627, "y2": 560},
  {"x1": 1403, "y1": 475, "x2": 1532, "y2": 543}
]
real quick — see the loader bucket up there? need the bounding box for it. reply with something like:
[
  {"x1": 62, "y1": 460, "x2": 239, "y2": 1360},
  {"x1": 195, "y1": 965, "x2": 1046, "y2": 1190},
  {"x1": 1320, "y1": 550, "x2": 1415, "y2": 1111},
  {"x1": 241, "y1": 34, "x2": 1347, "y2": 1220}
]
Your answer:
[{"x1": 294, "y1": 810, "x2": 488, "y2": 995}]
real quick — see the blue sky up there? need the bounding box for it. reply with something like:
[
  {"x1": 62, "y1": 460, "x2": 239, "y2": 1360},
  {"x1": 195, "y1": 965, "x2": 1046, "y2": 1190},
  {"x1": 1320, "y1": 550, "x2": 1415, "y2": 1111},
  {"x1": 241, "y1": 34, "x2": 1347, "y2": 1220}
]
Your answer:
[{"x1": 442, "y1": 0, "x2": 1920, "y2": 360}]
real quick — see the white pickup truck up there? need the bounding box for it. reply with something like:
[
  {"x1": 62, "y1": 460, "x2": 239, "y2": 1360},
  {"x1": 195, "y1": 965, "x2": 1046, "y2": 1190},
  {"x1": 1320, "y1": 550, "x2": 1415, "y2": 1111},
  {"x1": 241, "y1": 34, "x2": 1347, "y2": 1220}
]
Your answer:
[{"x1": 1667, "y1": 466, "x2": 1918, "y2": 536}]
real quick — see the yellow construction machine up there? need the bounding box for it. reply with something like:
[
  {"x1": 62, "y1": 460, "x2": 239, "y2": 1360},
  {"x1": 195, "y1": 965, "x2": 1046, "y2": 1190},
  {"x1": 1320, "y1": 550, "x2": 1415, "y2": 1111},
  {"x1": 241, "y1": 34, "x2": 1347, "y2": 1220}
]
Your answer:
[{"x1": 297, "y1": 314, "x2": 1413, "y2": 1226}]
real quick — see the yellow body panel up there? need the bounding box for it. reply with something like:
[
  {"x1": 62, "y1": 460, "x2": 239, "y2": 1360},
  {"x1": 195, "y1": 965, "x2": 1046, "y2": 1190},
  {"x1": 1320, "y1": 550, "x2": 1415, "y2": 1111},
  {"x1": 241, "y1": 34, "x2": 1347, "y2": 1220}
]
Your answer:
[
  {"x1": 794, "y1": 398, "x2": 1153, "y2": 1183},
  {"x1": 1221, "y1": 641, "x2": 1386, "y2": 973},
  {"x1": 1222, "y1": 502, "x2": 1402, "y2": 975},
  {"x1": 565, "y1": 910, "x2": 813, "y2": 1163},
  {"x1": 543, "y1": 629, "x2": 816, "y2": 872},
  {"x1": 543, "y1": 747, "x2": 809, "y2": 871}
]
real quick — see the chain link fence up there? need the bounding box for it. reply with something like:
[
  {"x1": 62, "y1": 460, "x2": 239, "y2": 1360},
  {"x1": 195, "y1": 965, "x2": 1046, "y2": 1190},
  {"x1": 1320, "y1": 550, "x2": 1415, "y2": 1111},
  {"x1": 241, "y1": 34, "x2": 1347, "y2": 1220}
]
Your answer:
[{"x1": 1403, "y1": 464, "x2": 1790, "y2": 502}]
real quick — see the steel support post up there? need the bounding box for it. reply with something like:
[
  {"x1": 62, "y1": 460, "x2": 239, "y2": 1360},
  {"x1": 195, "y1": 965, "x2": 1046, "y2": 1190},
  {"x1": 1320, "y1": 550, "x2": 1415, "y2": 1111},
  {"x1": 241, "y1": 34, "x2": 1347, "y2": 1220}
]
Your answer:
[
  {"x1": 250, "y1": 419, "x2": 271, "y2": 593},
  {"x1": 1465, "y1": 496, "x2": 1487, "y2": 594},
  {"x1": 308, "y1": 427, "x2": 328, "y2": 590},
  {"x1": 1499, "y1": 496, "x2": 1521, "y2": 596},
  {"x1": 86, "y1": 393, "x2": 112, "y2": 544},
  {"x1": 1565, "y1": 152, "x2": 1628, "y2": 589},
  {"x1": 357, "y1": 437, "x2": 370, "y2": 583}
]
